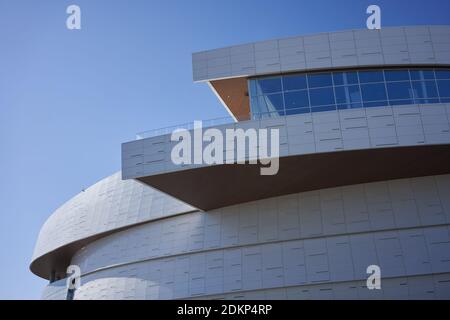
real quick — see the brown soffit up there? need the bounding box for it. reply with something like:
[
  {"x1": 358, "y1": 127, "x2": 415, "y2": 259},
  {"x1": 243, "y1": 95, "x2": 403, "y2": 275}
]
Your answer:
[
  {"x1": 137, "y1": 144, "x2": 450, "y2": 211},
  {"x1": 209, "y1": 77, "x2": 251, "y2": 121}
]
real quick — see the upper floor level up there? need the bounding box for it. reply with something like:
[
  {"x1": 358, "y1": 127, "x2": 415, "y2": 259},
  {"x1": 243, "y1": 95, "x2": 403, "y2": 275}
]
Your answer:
[
  {"x1": 121, "y1": 25, "x2": 450, "y2": 211},
  {"x1": 192, "y1": 25, "x2": 450, "y2": 121}
]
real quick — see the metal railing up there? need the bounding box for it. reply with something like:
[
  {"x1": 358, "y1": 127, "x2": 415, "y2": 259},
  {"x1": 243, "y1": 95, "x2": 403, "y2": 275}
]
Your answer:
[
  {"x1": 135, "y1": 99, "x2": 449, "y2": 140},
  {"x1": 136, "y1": 116, "x2": 236, "y2": 140}
]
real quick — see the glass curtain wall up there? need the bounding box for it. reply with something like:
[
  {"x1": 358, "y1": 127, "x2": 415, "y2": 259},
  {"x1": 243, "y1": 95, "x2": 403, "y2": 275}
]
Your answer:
[{"x1": 248, "y1": 68, "x2": 450, "y2": 119}]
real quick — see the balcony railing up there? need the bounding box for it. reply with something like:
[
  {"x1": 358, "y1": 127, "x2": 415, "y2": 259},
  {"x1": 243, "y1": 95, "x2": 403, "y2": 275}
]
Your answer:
[
  {"x1": 135, "y1": 99, "x2": 450, "y2": 140},
  {"x1": 136, "y1": 116, "x2": 236, "y2": 140}
]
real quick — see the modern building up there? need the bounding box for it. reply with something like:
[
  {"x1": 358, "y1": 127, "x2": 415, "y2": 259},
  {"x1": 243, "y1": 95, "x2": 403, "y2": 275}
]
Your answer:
[{"x1": 31, "y1": 25, "x2": 450, "y2": 300}]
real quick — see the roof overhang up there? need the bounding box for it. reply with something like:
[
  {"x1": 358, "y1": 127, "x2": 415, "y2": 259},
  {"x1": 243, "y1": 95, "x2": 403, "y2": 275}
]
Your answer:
[
  {"x1": 136, "y1": 144, "x2": 450, "y2": 211},
  {"x1": 29, "y1": 210, "x2": 196, "y2": 280}
]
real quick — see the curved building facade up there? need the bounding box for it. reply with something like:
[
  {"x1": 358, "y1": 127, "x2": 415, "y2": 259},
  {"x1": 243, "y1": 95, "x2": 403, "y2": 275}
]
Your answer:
[{"x1": 32, "y1": 26, "x2": 450, "y2": 300}]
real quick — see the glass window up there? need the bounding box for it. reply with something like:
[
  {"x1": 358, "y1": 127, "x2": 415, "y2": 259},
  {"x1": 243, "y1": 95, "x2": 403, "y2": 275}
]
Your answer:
[
  {"x1": 337, "y1": 103, "x2": 363, "y2": 110},
  {"x1": 416, "y1": 98, "x2": 440, "y2": 104},
  {"x1": 258, "y1": 111, "x2": 284, "y2": 119},
  {"x1": 250, "y1": 96, "x2": 261, "y2": 115},
  {"x1": 254, "y1": 77, "x2": 282, "y2": 95},
  {"x1": 438, "y1": 80, "x2": 450, "y2": 97},
  {"x1": 359, "y1": 70, "x2": 384, "y2": 83},
  {"x1": 386, "y1": 81, "x2": 413, "y2": 100},
  {"x1": 333, "y1": 72, "x2": 358, "y2": 86},
  {"x1": 312, "y1": 105, "x2": 336, "y2": 112},
  {"x1": 410, "y1": 70, "x2": 435, "y2": 81},
  {"x1": 335, "y1": 85, "x2": 361, "y2": 104},
  {"x1": 364, "y1": 101, "x2": 388, "y2": 108},
  {"x1": 250, "y1": 96, "x2": 259, "y2": 113},
  {"x1": 249, "y1": 68, "x2": 450, "y2": 119},
  {"x1": 284, "y1": 90, "x2": 309, "y2": 110},
  {"x1": 308, "y1": 73, "x2": 332, "y2": 88},
  {"x1": 251, "y1": 94, "x2": 284, "y2": 115},
  {"x1": 390, "y1": 99, "x2": 414, "y2": 106},
  {"x1": 411, "y1": 81, "x2": 438, "y2": 99},
  {"x1": 249, "y1": 80, "x2": 257, "y2": 97},
  {"x1": 384, "y1": 70, "x2": 410, "y2": 82},
  {"x1": 435, "y1": 70, "x2": 450, "y2": 80},
  {"x1": 286, "y1": 107, "x2": 311, "y2": 115},
  {"x1": 309, "y1": 87, "x2": 335, "y2": 106},
  {"x1": 361, "y1": 83, "x2": 387, "y2": 101},
  {"x1": 283, "y1": 75, "x2": 307, "y2": 91}
]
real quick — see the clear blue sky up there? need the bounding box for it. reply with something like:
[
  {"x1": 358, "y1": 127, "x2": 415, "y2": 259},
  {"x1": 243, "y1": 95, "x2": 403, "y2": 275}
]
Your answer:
[{"x1": 0, "y1": 0, "x2": 449, "y2": 300}]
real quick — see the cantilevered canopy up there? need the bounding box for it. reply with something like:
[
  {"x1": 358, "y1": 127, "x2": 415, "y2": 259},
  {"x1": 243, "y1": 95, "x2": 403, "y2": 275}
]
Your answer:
[{"x1": 136, "y1": 145, "x2": 450, "y2": 211}]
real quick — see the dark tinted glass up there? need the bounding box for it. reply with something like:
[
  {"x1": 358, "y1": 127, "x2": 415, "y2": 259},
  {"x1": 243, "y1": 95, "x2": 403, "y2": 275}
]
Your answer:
[
  {"x1": 389, "y1": 99, "x2": 413, "y2": 106},
  {"x1": 386, "y1": 82, "x2": 413, "y2": 100},
  {"x1": 337, "y1": 103, "x2": 363, "y2": 110},
  {"x1": 335, "y1": 85, "x2": 361, "y2": 104},
  {"x1": 254, "y1": 94, "x2": 284, "y2": 114},
  {"x1": 284, "y1": 90, "x2": 309, "y2": 109},
  {"x1": 410, "y1": 70, "x2": 435, "y2": 81},
  {"x1": 438, "y1": 80, "x2": 450, "y2": 97},
  {"x1": 250, "y1": 68, "x2": 449, "y2": 118},
  {"x1": 283, "y1": 75, "x2": 307, "y2": 91},
  {"x1": 309, "y1": 87, "x2": 335, "y2": 106},
  {"x1": 286, "y1": 107, "x2": 311, "y2": 115},
  {"x1": 364, "y1": 101, "x2": 388, "y2": 108},
  {"x1": 361, "y1": 83, "x2": 387, "y2": 101},
  {"x1": 359, "y1": 70, "x2": 384, "y2": 83},
  {"x1": 312, "y1": 105, "x2": 336, "y2": 112},
  {"x1": 308, "y1": 73, "x2": 333, "y2": 88},
  {"x1": 411, "y1": 81, "x2": 438, "y2": 99},
  {"x1": 384, "y1": 70, "x2": 410, "y2": 82},
  {"x1": 416, "y1": 98, "x2": 440, "y2": 104},
  {"x1": 435, "y1": 70, "x2": 450, "y2": 80},
  {"x1": 333, "y1": 72, "x2": 358, "y2": 86},
  {"x1": 255, "y1": 78, "x2": 282, "y2": 95}
]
